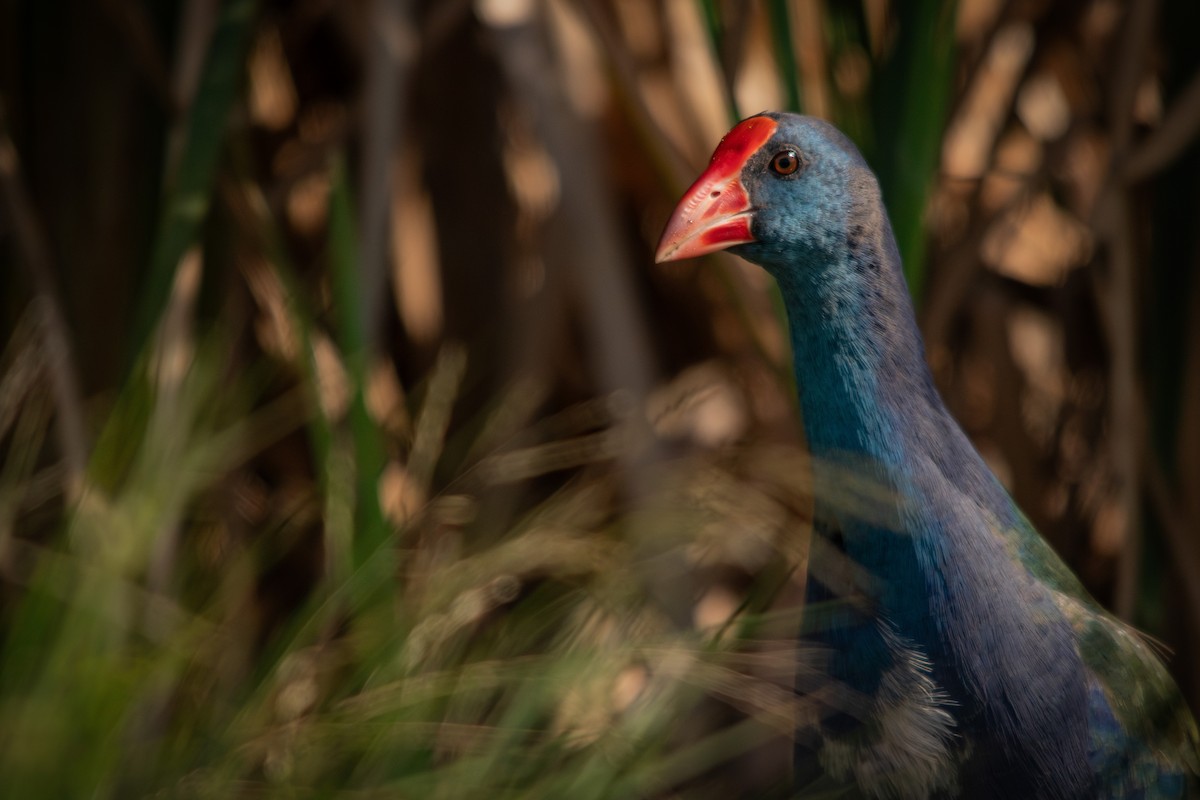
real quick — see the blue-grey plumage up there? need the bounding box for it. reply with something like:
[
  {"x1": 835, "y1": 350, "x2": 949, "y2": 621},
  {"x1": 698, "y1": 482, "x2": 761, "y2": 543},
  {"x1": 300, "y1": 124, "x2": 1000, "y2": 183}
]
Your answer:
[{"x1": 657, "y1": 112, "x2": 1200, "y2": 799}]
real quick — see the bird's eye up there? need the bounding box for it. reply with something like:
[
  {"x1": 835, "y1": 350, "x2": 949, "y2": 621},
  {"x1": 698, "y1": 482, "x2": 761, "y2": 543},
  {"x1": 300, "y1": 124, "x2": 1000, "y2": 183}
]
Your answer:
[{"x1": 770, "y1": 149, "x2": 801, "y2": 176}]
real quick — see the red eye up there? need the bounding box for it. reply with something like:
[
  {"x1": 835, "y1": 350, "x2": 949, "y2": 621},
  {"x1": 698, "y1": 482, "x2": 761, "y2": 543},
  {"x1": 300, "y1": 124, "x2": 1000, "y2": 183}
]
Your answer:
[{"x1": 770, "y1": 149, "x2": 801, "y2": 176}]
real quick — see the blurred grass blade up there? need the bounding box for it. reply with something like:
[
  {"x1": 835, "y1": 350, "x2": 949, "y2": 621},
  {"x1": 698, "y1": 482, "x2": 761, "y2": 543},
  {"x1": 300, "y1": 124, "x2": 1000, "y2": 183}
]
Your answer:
[
  {"x1": 870, "y1": 0, "x2": 956, "y2": 303},
  {"x1": 328, "y1": 156, "x2": 389, "y2": 570},
  {"x1": 129, "y1": 0, "x2": 256, "y2": 368},
  {"x1": 765, "y1": 0, "x2": 801, "y2": 112},
  {"x1": 696, "y1": 0, "x2": 741, "y2": 122}
]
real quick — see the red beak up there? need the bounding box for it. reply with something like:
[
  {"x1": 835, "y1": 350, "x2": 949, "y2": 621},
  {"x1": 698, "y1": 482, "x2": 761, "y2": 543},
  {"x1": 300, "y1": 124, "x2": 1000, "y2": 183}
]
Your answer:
[{"x1": 655, "y1": 116, "x2": 778, "y2": 263}]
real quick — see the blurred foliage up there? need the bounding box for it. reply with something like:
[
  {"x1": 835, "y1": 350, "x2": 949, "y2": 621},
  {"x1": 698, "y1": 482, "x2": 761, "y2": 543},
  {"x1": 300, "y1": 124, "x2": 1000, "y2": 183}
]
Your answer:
[{"x1": 1, "y1": 0, "x2": 1199, "y2": 796}]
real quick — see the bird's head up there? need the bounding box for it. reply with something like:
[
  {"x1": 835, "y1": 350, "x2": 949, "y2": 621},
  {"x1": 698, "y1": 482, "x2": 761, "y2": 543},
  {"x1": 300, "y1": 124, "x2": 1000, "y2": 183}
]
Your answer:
[{"x1": 656, "y1": 112, "x2": 883, "y2": 279}]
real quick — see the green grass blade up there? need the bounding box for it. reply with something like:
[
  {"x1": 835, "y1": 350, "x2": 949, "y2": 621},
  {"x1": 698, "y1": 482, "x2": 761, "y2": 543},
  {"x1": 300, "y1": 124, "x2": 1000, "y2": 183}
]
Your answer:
[
  {"x1": 765, "y1": 0, "x2": 801, "y2": 112},
  {"x1": 327, "y1": 157, "x2": 389, "y2": 572},
  {"x1": 695, "y1": 0, "x2": 741, "y2": 121},
  {"x1": 128, "y1": 0, "x2": 256, "y2": 368},
  {"x1": 870, "y1": 0, "x2": 957, "y2": 303}
]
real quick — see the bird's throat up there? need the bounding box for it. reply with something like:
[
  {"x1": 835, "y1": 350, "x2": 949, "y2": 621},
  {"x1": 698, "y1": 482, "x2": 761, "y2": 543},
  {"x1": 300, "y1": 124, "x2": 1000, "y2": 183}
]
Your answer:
[{"x1": 776, "y1": 249, "x2": 933, "y2": 472}]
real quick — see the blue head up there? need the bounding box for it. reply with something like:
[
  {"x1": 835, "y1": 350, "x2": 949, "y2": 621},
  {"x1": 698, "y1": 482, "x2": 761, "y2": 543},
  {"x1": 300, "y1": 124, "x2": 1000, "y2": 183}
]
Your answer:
[
  {"x1": 657, "y1": 112, "x2": 932, "y2": 459},
  {"x1": 657, "y1": 112, "x2": 897, "y2": 290}
]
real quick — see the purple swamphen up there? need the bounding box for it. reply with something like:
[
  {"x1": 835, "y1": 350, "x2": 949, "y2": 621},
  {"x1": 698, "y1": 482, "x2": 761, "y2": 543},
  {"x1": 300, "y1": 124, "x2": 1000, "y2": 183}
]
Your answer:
[{"x1": 657, "y1": 112, "x2": 1200, "y2": 799}]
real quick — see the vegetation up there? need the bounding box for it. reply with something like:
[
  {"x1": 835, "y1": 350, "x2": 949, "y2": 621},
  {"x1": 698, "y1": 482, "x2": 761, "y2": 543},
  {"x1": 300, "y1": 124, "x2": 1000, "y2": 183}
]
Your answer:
[{"x1": 1, "y1": 1, "x2": 1197, "y2": 795}]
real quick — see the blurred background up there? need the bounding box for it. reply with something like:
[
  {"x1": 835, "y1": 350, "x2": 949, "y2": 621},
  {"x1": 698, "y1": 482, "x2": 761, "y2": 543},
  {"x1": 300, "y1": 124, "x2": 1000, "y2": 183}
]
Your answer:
[{"x1": 1, "y1": 0, "x2": 1199, "y2": 796}]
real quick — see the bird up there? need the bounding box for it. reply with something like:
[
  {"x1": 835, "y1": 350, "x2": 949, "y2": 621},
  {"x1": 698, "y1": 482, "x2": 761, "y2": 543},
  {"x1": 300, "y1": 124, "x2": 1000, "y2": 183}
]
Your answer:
[{"x1": 656, "y1": 112, "x2": 1200, "y2": 799}]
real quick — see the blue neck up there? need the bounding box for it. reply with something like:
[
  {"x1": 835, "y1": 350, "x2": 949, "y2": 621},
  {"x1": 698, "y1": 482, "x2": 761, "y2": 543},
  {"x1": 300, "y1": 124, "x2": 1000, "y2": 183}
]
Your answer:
[
  {"x1": 750, "y1": 174, "x2": 1096, "y2": 791},
  {"x1": 772, "y1": 226, "x2": 964, "y2": 693},
  {"x1": 767, "y1": 217, "x2": 969, "y2": 633},
  {"x1": 772, "y1": 228, "x2": 937, "y2": 472},
  {"x1": 770, "y1": 217, "x2": 1023, "y2": 606}
]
